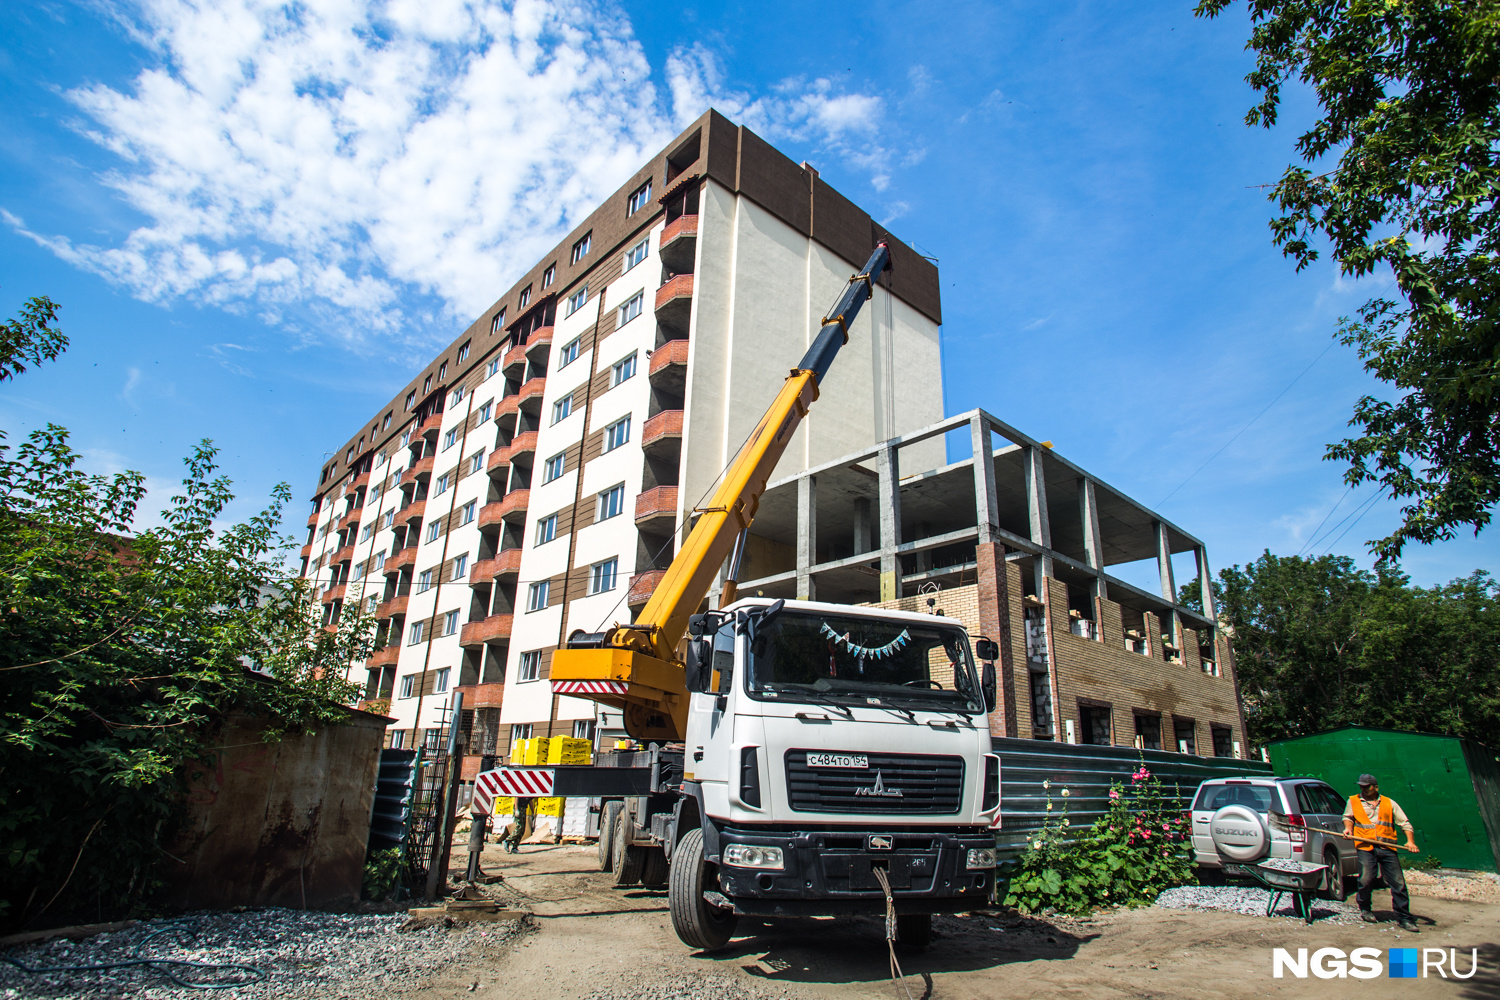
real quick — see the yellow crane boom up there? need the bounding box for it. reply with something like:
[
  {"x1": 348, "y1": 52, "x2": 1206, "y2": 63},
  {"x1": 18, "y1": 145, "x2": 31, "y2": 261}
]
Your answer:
[{"x1": 549, "y1": 244, "x2": 893, "y2": 740}]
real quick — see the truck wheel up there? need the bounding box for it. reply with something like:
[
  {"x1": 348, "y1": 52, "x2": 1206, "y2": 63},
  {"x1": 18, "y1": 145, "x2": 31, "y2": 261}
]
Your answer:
[
  {"x1": 669, "y1": 827, "x2": 738, "y2": 952},
  {"x1": 640, "y1": 846, "x2": 669, "y2": 888},
  {"x1": 611, "y1": 808, "x2": 646, "y2": 887},
  {"x1": 1320, "y1": 848, "x2": 1347, "y2": 901},
  {"x1": 895, "y1": 913, "x2": 932, "y2": 953},
  {"x1": 598, "y1": 801, "x2": 622, "y2": 873}
]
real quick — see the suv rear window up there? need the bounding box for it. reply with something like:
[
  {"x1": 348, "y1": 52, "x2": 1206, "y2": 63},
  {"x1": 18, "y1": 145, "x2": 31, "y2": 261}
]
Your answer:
[{"x1": 1193, "y1": 783, "x2": 1277, "y2": 813}]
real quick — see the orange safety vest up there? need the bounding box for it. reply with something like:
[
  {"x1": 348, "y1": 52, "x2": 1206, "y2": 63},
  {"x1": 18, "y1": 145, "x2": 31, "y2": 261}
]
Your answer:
[{"x1": 1348, "y1": 795, "x2": 1397, "y2": 851}]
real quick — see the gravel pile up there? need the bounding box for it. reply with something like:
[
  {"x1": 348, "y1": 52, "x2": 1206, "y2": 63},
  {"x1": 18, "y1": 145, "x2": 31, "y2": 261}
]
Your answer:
[
  {"x1": 1258, "y1": 859, "x2": 1325, "y2": 873},
  {"x1": 581, "y1": 973, "x2": 791, "y2": 1000},
  {"x1": 0, "y1": 908, "x2": 524, "y2": 1000},
  {"x1": 1155, "y1": 885, "x2": 1361, "y2": 925}
]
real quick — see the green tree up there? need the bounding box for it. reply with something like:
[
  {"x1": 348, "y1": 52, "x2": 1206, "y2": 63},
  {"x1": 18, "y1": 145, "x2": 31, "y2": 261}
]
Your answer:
[
  {"x1": 1194, "y1": 551, "x2": 1500, "y2": 743},
  {"x1": 1, "y1": 295, "x2": 66, "y2": 381},
  {"x1": 1196, "y1": 1, "x2": 1500, "y2": 560},
  {"x1": 0, "y1": 298, "x2": 375, "y2": 927}
]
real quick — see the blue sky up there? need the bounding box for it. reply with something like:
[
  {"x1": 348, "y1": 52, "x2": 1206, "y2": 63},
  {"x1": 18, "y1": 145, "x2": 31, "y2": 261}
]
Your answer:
[{"x1": 2, "y1": 0, "x2": 1494, "y2": 588}]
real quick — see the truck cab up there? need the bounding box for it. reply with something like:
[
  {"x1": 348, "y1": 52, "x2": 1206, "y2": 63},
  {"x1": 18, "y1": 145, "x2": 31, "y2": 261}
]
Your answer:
[{"x1": 667, "y1": 598, "x2": 1001, "y2": 945}]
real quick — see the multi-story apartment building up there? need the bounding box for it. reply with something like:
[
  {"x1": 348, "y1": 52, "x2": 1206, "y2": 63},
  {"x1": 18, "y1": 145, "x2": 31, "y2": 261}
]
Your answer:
[{"x1": 299, "y1": 111, "x2": 946, "y2": 771}]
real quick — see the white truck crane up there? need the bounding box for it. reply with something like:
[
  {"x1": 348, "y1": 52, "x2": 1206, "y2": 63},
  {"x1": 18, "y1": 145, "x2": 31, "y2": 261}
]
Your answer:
[{"x1": 472, "y1": 244, "x2": 1003, "y2": 951}]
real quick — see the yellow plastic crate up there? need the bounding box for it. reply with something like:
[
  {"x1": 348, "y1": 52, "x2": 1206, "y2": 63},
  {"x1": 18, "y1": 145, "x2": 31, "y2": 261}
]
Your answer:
[
  {"x1": 492, "y1": 796, "x2": 515, "y2": 816},
  {"x1": 534, "y1": 796, "x2": 565, "y2": 816},
  {"x1": 510, "y1": 737, "x2": 551, "y2": 765},
  {"x1": 546, "y1": 736, "x2": 593, "y2": 764}
]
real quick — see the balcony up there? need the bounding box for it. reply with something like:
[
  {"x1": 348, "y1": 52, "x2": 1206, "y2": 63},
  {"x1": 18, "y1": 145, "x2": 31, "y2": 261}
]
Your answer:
[
  {"x1": 469, "y1": 548, "x2": 524, "y2": 584},
  {"x1": 648, "y1": 337, "x2": 689, "y2": 396},
  {"x1": 455, "y1": 682, "x2": 505, "y2": 710},
  {"x1": 345, "y1": 470, "x2": 370, "y2": 496},
  {"x1": 300, "y1": 542, "x2": 313, "y2": 559},
  {"x1": 339, "y1": 508, "x2": 360, "y2": 532},
  {"x1": 330, "y1": 543, "x2": 356, "y2": 565},
  {"x1": 377, "y1": 593, "x2": 409, "y2": 620},
  {"x1": 525, "y1": 325, "x2": 554, "y2": 363},
  {"x1": 395, "y1": 499, "x2": 426, "y2": 526},
  {"x1": 367, "y1": 645, "x2": 400, "y2": 668},
  {"x1": 628, "y1": 570, "x2": 667, "y2": 607},
  {"x1": 502, "y1": 341, "x2": 529, "y2": 378},
  {"x1": 386, "y1": 546, "x2": 417, "y2": 574},
  {"x1": 307, "y1": 509, "x2": 321, "y2": 528},
  {"x1": 654, "y1": 274, "x2": 694, "y2": 337},
  {"x1": 486, "y1": 448, "x2": 510, "y2": 478},
  {"x1": 401, "y1": 453, "x2": 435, "y2": 485},
  {"x1": 499, "y1": 430, "x2": 539, "y2": 465},
  {"x1": 321, "y1": 582, "x2": 347, "y2": 605},
  {"x1": 658, "y1": 214, "x2": 698, "y2": 274},
  {"x1": 459, "y1": 613, "x2": 514, "y2": 648},
  {"x1": 418, "y1": 410, "x2": 444, "y2": 439},
  {"x1": 634, "y1": 486, "x2": 678, "y2": 535},
  {"x1": 357, "y1": 697, "x2": 392, "y2": 717},
  {"x1": 642, "y1": 409, "x2": 683, "y2": 462}
]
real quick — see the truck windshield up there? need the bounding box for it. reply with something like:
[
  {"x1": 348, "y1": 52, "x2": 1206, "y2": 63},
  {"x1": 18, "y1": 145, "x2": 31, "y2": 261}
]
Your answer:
[{"x1": 746, "y1": 610, "x2": 984, "y2": 714}]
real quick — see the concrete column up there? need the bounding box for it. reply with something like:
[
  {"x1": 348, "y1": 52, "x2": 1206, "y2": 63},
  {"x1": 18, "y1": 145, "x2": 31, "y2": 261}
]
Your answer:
[
  {"x1": 971, "y1": 415, "x2": 999, "y2": 545},
  {"x1": 853, "y1": 497, "x2": 872, "y2": 554},
  {"x1": 975, "y1": 542, "x2": 1016, "y2": 738},
  {"x1": 1157, "y1": 521, "x2": 1182, "y2": 649},
  {"x1": 1078, "y1": 477, "x2": 1106, "y2": 606},
  {"x1": 1196, "y1": 546, "x2": 1218, "y2": 621},
  {"x1": 796, "y1": 474, "x2": 816, "y2": 601},
  {"x1": 877, "y1": 444, "x2": 902, "y2": 601},
  {"x1": 1024, "y1": 446, "x2": 1054, "y2": 592}
]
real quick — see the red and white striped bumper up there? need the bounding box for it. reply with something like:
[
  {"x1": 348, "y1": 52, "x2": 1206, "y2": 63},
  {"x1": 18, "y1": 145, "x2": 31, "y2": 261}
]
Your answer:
[
  {"x1": 471, "y1": 767, "x2": 556, "y2": 815},
  {"x1": 551, "y1": 679, "x2": 629, "y2": 696}
]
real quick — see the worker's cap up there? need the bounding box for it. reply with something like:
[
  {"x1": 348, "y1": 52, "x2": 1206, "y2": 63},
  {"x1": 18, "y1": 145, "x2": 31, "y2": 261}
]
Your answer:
[{"x1": 1357, "y1": 773, "x2": 1378, "y2": 787}]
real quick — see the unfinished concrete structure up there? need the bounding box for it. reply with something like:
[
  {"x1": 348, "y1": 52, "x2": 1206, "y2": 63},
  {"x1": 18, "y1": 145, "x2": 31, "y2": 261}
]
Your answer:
[{"x1": 725, "y1": 409, "x2": 1247, "y2": 757}]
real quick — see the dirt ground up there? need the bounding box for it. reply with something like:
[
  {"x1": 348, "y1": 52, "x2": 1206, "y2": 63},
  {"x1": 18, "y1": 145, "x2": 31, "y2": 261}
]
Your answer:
[{"x1": 409, "y1": 842, "x2": 1500, "y2": 1000}]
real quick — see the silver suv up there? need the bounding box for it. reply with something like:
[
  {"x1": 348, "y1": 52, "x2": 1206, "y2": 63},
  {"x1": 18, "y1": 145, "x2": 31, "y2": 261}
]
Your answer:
[{"x1": 1189, "y1": 776, "x2": 1357, "y2": 898}]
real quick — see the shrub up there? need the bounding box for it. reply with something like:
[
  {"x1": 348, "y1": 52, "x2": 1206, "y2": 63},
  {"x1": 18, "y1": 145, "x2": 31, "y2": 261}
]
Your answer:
[{"x1": 1004, "y1": 765, "x2": 1195, "y2": 914}]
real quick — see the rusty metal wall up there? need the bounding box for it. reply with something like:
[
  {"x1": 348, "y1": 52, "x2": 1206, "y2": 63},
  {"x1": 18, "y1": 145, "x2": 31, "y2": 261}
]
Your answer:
[
  {"x1": 992, "y1": 736, "x2": 1272, "y2": 854},
  {"x1": 163, "y1": 709, "x2": 387, "y2": 911}
]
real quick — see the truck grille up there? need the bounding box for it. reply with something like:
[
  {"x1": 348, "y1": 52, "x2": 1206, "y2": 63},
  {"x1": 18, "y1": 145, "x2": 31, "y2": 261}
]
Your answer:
[{"x1": 784, "y1": 750, "x2": 965, "y2": 815}]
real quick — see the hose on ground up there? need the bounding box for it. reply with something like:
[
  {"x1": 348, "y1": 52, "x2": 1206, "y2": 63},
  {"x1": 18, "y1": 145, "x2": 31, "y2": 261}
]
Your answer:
[{"x1": 3, "y1": 924, "x2": 265, "y2": 990}]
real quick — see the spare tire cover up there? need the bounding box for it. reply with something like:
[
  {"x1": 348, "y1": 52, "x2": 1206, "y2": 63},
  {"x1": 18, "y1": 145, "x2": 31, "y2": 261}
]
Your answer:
[{"x1": 1210, "y1": 804, "x2": 1268, "y2": 862}]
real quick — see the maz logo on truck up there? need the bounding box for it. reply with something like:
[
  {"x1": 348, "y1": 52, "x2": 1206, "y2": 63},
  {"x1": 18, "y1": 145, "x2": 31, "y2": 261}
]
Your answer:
[{"x1": 855, "y1": 771, "x2": 904, "y2": 798}]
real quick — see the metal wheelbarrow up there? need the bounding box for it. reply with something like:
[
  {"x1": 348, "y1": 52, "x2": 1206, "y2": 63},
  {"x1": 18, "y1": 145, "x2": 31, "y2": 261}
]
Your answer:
[{"x1": 1247, "y1": 862, "x2": 1328, "y2": 924}]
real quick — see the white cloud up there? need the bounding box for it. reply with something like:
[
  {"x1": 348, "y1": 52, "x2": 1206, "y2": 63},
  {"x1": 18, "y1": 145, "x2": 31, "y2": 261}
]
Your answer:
[{"x1": 10, "y1": 2, "x2": 897, "y2": 348}]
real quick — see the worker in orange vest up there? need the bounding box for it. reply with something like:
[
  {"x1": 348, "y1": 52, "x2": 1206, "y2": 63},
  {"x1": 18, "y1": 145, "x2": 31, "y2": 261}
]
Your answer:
[{"x1": 1343, "y1": 773, "x2": 1420, "y2": 932}]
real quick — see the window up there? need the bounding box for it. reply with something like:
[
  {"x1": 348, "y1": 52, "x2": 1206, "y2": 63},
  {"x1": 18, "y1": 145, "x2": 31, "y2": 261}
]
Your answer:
[
  {"x1": 450, "y1": 385, "x2": 465, "y2": 408},
  {"x1": 542, "y1": 264, "x2": 555, "y2": 288},
  {"x1": 598, "y1": 484, "x2": 625, "y2": 520},
  {"x1": 439, "y1": 361, "x2": 447, "y2": 379},
  {"x1": 346, "y1": 446, "x2": 354, "y2": 464},
  {"x1": 383, "y1": 412, "x2": 393, "y2": 430},
  {"x1": 434, "y1": 472, "x2": 451, "y2": 496},
  {"x1": 589, "y1": 557, "x2": 618, "y2": 594},
  {"x1": 400, "y1": 674, "x2": 416, "y2": 698},
  {"x1": 519, "y1": 285, "x2": 531, "y2": 307},
  {"x1": 433, "y1": 667, "x2": 450, "y2": 693},
  {"x1": 618, "y1": 291, "x2": 643, "y2": 326},
  {"x1": 423, "y1": 375, "x2": 432, "y2": 393},
  {"x1": 624, "y1": 238, "x2": 648, "y2": 271},
  {"x1": 458, "y1": 340, "x2": 470, "y2": 361},
  {"x1": 461, "y1": 500, "x2": 477, "y2": 525},
  {"x1": 526, "y1": 581, "x2": 549, "y2": 612},
  {"x1": 383, "y1": 509, "x2": 394, "y2": 528},
  {"x1": 1211, "y1": 725, "x2": 1234, "y2": 758},
  {"x1": 366, "y1": 595, "x2": 378, "y2": 615},
  {"x1": 542, "y1": 452, "x2": 565, "y2": 483},
  {"x1": 611, "y1": 352, "x2": 637, "y2": 386},
  {"x1": 408, "y1": 621, "x2": 425, "y2": 645},
  {"x1": 1134, "y1": 713, "x2": 1162, "y2": 752},
  {"x1": 376, "y1": 450, "x2": 387, "y2": 467},
  {"x1": 535, "y1": 514, "x2": 557, "y2": 545},
  {"x1": 452, "y1": 555, "x2": 468, "y2": 580},
  {"x1": 519, "y1": 650, "x2": 542, "y2": 682},
  {"x1": 558, "y1": 337, "x2": 581, "y2": 368},
  {"x1": 1174, "y1": 717, "x2": 1197, "y2": 755},
  {"x1": 1079, "y1": 705, "x2": 1111, "y2": 746},
  {"x1": 486, "y1": 357, "x2": 500, "y2": 379},
  {"x1": 352, "y1": 562, "x2": 364, "y2": 582},
  {"x1": 390, "y1": 729, "x2": 406, "y2": 748},
  {"x1": 573, "y1": 719, "x2": 595, "y2": 740},
  {"x1": 565, "y1": 286, "x2": 588, "y2": 317},
  {"x1": 478, "y1": 399, "x2": 493, "y2": 423},
  {"x1": 570, "y1": 231, "x2": 592, "y2": 264},
  {"x1": 511, "y1": 723, "x2": 533, "y2": 741},
  {"x1": 443, "y1": 428, "x2": 459, "y2": 451},
  {"x1": 401, "y1": 429, "x2": 412, "y2": 447},
  {"x1": 604, "y1": 416, "x2": 630, "y2": 452},
  {"x1": 469, "y1": 450, "x2": 485, "y2": 475},
  {"x1": 490, "y1": 310, "x2": 505, "y2": 334},
  {"x1": 361, "y1": 522, "x2": 373, "y2": 541},
  {"x1": 443, "y1": 609, "x2": 460, "y2": 635},
  {"x1": 551, "y1": 396, "x2": 572, "y2": 425},
  {"x1": 417, "y1": 568, "x2": 434, "y2": 592},
  {"x1": 426, "y1": 520, "x2": 442, "y2": 543},
  {"x1": 628, "y1": 180, "x2": 651, "y2": 215},
  {"x1": 374, "y1": 551, "x2": 386, "y2": 571}
]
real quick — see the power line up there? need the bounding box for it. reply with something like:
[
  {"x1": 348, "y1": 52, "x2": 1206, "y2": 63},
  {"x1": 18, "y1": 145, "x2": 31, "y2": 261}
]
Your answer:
[
  {"x1": 1296, "y1": 485, "x2": 1354, "y2": 556},
  {"x1": 1320, "y1": 491, "x2": 1384, "y2": 556},
  {"x1": 1156, "y1": 340, "x2": 1337, "y2": 508}
]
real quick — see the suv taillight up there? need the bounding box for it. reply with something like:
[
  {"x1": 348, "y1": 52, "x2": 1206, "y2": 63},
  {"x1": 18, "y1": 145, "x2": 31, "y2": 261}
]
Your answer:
[{"x1": 1285, "y1": 812, "x2": 1306, "y2": 843}]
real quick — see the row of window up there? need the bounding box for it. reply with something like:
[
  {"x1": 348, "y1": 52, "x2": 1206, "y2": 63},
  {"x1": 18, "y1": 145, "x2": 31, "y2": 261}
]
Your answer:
[{"x1": 390, "y1": 719, "x2": 594, "y2": 750}]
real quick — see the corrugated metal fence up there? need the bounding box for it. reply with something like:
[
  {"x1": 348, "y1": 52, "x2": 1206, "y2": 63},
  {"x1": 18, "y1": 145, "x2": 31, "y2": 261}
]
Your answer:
[{"x1": 992, "y1": 737, "x2": 1272, "y2": 854}]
